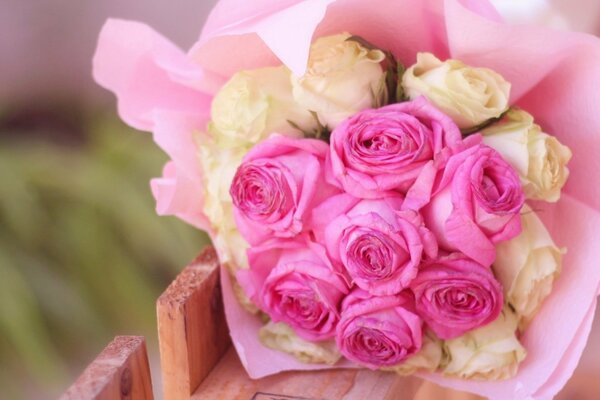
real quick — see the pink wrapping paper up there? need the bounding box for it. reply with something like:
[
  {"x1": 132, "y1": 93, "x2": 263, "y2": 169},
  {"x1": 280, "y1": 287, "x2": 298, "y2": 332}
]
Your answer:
[{"x1": 93, "y1": 0, "x2": 600, "y2": 398}]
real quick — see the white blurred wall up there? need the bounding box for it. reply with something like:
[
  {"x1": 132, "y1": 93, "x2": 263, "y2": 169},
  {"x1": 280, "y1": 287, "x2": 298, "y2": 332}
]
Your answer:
[{"x1": 0, "y1": 0, "x2": 218, "y2": 107}]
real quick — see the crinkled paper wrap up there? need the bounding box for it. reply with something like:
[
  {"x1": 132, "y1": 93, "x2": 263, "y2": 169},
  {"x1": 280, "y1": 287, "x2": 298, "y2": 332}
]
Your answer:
[{"x1": 93, "y1": 0, "x2": 600, "y2": 398}]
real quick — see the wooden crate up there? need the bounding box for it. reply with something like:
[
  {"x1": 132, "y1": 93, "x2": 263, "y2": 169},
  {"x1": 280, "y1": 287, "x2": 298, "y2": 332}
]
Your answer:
[
  {"x1": 61, "y1": 336, "x2": 153, "y2": 400},
  {"x1": 156, "y1": 247, "x2": 483, "y2": 400}
]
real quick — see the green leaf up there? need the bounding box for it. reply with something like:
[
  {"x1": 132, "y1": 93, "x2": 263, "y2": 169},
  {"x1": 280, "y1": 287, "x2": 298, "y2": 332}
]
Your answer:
[{"x1": 461, "y1": 108, "x2": 511, "y2": 136}]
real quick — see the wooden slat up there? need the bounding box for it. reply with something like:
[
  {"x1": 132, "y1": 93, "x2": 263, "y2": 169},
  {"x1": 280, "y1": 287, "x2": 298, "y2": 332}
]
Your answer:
[
  {"x1": 191, "y1": 347, "x2": 481, "y2": 400},
  {"x1": 61, "y1": 336, "x2": 153, "y2": 400},
  {"x1": 156, "y1": 247, "x2": 230, "y2": 400},
  {"x1": 191, "y1": 347, "x2": 420, "y2": 400}
]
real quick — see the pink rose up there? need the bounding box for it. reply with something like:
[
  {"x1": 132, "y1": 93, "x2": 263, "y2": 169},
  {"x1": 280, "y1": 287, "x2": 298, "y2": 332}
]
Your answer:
[
  {"x1": 230, "y1": 136, "x2": 338, "y2": 245},
  {"x1": 326, "y1": 97, "x2": 462, "y2": 199},
  {"x1": 336, "y1": 289, "x2": 422, "y2": 369},
  {"x1": 314, "y1": 194, "x2": 437, "y2": 295},
  {"x1": 410, "y1": 254, "x2": 503, "y2": 340},
  {"x1": 421, "y1": 142, "x2": 524, "y2": 266},
  {"x1": 238, "y1": 238, "x2": 348, "y2": 341}
]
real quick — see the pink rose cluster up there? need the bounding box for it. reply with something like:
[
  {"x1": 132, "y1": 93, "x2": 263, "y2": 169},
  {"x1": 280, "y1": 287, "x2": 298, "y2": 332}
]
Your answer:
[{"x1": 234, "y1": 97, "x2": 524, "y2": 368}]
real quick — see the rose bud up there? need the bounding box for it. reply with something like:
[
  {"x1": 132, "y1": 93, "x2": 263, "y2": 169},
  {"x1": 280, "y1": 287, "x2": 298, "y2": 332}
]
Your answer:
[
  {"x1": 238, "y1": 238, "x2": 348, "y2": 341},
  {"x1": 327, "y1": 97, "x2": 462, "y2": 199},
  {"x1": 210, "y1": 65, "x2": 316, "y2": 147},
  {"x1": 493, "y1": 205, "x2": 563, "y2": 330},
  {"x1": 421, "y1": 143, "x2": 525, "y2": 266},
  {"x1": 230, "y1": 136, "x2": 338, "y2": 245},
  {"x1": 313, "y1": 194, "x2": 437, "y2": 295},
  {"x1": 402, "y1": 52, "x2": 511, "y2": 129},
  {"x1": 410, "y1": 254, "x2": 504, "y2": 340},
  {"x1": 442, "y1": 306, "x2": 526, "y2": 380},
  {"x1": 336, "y1": 289, "x2": 422, "y2": 369},
  {"x1": 291, "y1": 33, "x2": 386, "y2": 129},
  {"x1": 481, "y1": 109, "x2": 572, "y2": 202}
]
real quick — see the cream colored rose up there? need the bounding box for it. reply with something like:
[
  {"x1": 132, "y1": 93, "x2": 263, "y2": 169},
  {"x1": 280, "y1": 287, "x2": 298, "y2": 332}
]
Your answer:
[
  {"x1": 291, "y1": 33, "x2": 386, "y2": 128},
  {"x1": 197, "y1": 139, "x2": 245, "y2": 232},
  {"x1": 482, "y1": 109, "x2": 572, "y2": 202},
  {"x1": 402, "y1": 52, "x2": 510, "y2": 129},
  {"x1": 442, "y1": 307, "x2": 526, "y2": 380},
  {"x1": 198, "y1": 138, "x2": 258, "y2": 312},
  {"x1": 197, "y1": 140, "x2": 249, "y2": 269},
  {"x1": 493, "y1": 205, "x2": 563, "y2": 330},
  {"x1": 385, "y1": 330, "x2": 443, "y2": 375},
  {"x1": 211, "y1": 66, "x2": 314, "y2": 147},
  {"x1": 259, "y1": 321, "x2": 341, "y2": 365}
]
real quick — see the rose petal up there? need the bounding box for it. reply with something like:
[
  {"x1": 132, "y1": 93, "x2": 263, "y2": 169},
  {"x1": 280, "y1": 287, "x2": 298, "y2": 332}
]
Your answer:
[
  {"x1": 150, "y1": 161, "x2": 211, "y2": 232},
  {"x1": 93, "y1": 19, "x2": 212, "y2": 131}
]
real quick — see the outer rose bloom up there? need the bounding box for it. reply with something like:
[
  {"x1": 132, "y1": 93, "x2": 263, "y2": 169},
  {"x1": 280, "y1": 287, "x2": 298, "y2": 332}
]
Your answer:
[
  {"x1": 230, "y1": 135, "x2": 338, "y2": 245},
  {"x1": 238, "y1": 239, "x2": 348, "y2": 341},
  {"x1": 291, "y1": 33, "x2": 386, "y2": 129},
  {"x1": 210, "y1": 66, "x2": 315, "y2": 147},
  {"x1": 442, "y1": 307, "x2": 526, "y2": 380},
  {"x1": 421, "y1": 142, "x2": 525, "y2": 266},
  {"x1": 314, "y1": 194, "x2": 437, "y2": 295},
  {"x1": 482, "y1": 109, "x2": 572, "y2": 202},
  {"x1": 410, "y1": 255, "x2": 504, "y2": 340},
  {"x1": 493, "y1": 205, "x2": 563, "y2": 330},
  {"x1": 336, "y1": 289, "x2": 422, "y2": 369},
  {"x1": 402, "y1": 53, "x2": 510, "y2": 129},
  {"x1": 327, "y1": 97, "x2": 462, "y2": 199}
]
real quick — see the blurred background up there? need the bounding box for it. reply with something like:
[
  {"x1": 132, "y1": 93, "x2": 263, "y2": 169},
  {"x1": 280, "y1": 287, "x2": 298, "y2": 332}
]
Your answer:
[
  {"x1": 1, "y1": 1, "x2": 217, "y2": 398},
  {"x1": 0, "y1": 1, "x2": 599, "y2": 399}
]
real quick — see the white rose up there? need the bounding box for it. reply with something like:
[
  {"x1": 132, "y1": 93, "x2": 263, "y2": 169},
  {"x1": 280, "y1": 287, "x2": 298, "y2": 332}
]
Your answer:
[
  {"x1": 291, "y1": 33, "x2": 386, "y2": 128},
  {"x1": 198, "y1": 138, "x2": 258, "y2": 312},
  {"x1": 210, "y1": 66, "x2": 314, "y2": 147},
  {"x1": 197, "y1": 138, "x2": 249, "y2": 269},
  {"x1": 385, "y1": 330, "x2": 443, "y2": 375},
  {"x1": 259, "y1": 321, "x2": 341, "y2": 365},
  {"x1": 198, "y1": 139, "x2": 245, "y2": 231},
  {"x1": 482, "y1": 109, "x2": 572, "y2": 202},
  {"x1": 493, "y1": 205, "x2": 563, "y2": 330},
  {"x1": 442, "y1": 307, "x2": 526, "y2": 380},
  {"x1": 402, "y1": 52, "x2": 510, "y2": 129}
]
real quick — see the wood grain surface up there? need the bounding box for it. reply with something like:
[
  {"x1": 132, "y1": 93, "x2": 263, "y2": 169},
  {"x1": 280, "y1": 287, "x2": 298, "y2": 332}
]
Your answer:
[
  {"x1": 157, "y1": 247, "x2": 230, "y2": 400},
  {"x1": 60, "y1": 336, "x2": 153, "y2": 400},
  {"x1": 190, "y1": 346, "x2": 490, "y2": 400}
]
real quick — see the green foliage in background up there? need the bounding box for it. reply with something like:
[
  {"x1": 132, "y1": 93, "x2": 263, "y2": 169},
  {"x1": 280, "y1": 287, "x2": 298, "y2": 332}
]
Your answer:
[{"x1": 0, "y1": 118, "x2": 208, "y2": 398}]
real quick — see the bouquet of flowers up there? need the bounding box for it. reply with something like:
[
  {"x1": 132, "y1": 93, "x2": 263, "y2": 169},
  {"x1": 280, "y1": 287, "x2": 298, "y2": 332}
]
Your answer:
[{"x1": 94, "y1": 0, "x2": 600, "y2": 398}]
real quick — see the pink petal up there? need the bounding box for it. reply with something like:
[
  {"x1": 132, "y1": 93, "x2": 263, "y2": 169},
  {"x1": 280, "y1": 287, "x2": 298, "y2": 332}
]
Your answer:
[
  {"x1": 93, "y1": 19, "x2": 211, "y2": 131},
  {"x1": 445, "y1": 210, "x2": 496, "y2": 267},
  {"x1": 191, "y1": 0, "x2": 336, "y2": 80},
  {"x1": 151, "y1": 110, "x2": 208, "y2": 178},
  {"x1": 150, "y1": 111, "x2": 211, "y2": 233},
  {"x1": 150, "y1": 162, "x2": 211, "y2": 232}
]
